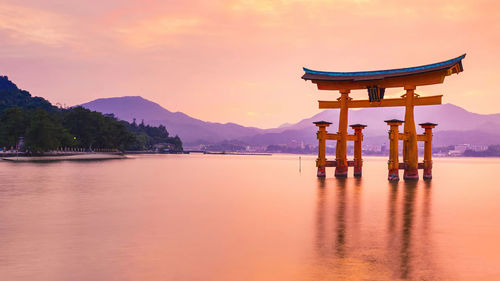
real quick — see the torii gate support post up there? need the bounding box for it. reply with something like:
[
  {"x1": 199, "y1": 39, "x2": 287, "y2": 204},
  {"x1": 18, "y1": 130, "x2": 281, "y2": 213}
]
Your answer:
[
  {"x1": 314, "y1": 121, "x2": 332, "y2": 177},
  {"x1": 385, "y1": 119, "x2": 404, "y2": 181},
  {"x1": 419, "y1": 123, "x2": 437, "y2": 180},
  {"x1": 350, "y1": 124, "x2": 367, "y2": 177},
  {"x1": 335, "y1": 89, "x2": 350, "y2": 178},
  {"x1": 403, "y1": 86, "x2": 419, "y2": 181}
]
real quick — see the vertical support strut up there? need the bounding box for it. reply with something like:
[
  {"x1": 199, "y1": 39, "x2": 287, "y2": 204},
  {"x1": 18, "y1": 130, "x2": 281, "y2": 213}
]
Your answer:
[
  {"x1": 350, "y1": 124, "x2": 367, "y2": 177},
  {"x1": 403, "y1": 86, "x2": 419, "y2": 180},
  {"x1": 314, "y1": 121, "x2": 332, "y2": 177},
  {"x1": 385, "y1": 119, "x2": 404, "y2": 181},
  {"x1": 419, "y1": 123, "x2": 437, "y2": 180},
  {"x1": 335, "y1": 90, "x2": 350, "y2": 178}
]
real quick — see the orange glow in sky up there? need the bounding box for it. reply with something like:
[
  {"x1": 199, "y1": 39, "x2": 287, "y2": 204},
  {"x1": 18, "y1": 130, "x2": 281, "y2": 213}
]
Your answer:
[{"x1": 1, "y1": 0, "x2": 498, "y2": 128}]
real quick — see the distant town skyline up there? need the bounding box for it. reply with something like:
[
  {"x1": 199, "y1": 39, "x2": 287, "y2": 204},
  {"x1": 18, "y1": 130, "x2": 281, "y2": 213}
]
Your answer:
[{"x1": 1, "y1": 0, "x2": 498, "y2": 128}]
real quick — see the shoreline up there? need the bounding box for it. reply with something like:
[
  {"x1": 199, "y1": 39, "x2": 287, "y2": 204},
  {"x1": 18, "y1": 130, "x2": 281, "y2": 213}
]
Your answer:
[
  {"x1": 2, "y1": 152, "x2": 499, "y2": 162},
  {"x1": 2, "y1": 153, "x2": 127, "y2": 162}
]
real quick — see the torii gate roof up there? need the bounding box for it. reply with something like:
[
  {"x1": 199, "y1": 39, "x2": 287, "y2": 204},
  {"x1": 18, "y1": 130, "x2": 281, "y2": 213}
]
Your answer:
[{"x1": 302, "y1": 54, "x2": 465, "y2": 90}]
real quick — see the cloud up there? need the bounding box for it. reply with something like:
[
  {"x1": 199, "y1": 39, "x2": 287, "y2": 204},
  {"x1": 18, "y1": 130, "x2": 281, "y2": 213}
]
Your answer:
[
  {"x1": 113, "y1": 15, "x2": 201, "y2": 48},
  {"x1": 2, "y1": 0, "x2": 500, "y2": 127},
  {"x1": 0, "y1": 2, "x2": 72, "y2": 46}
]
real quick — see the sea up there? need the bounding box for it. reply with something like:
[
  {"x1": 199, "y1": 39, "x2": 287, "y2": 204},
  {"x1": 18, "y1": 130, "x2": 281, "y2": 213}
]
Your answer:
[{"x1": 1, "y1": 154, "x2": 499, "y2": 280}]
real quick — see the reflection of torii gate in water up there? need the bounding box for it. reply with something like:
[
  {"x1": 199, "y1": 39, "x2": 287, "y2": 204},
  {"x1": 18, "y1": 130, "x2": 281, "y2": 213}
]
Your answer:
[{"x1": 302, "y1": 54, "x2": 466, "y2": 181}]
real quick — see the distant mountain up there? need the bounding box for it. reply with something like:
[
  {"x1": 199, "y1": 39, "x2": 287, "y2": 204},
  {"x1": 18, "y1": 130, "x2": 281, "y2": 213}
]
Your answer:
[
  {"x1": 80, "y1": 96, "x2": 264, "y2": 144},
  {"x1": 245, "y1": 104, "x2": 500, "y2": 146},
  {"x1": 278, "y1": 122, "x2": 292, "y2": 128},
  {"x1": 80, "y1": 96, "x2": 500, "y2": 146},
  {"x1": 246, "y1": 104, "x2": 500, "y2": 145}
]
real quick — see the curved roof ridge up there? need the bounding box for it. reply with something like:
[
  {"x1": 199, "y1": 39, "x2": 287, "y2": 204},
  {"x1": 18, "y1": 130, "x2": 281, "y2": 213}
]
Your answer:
[{"x1": 303, "y1": 54, "x2": 466, "y2": 77}]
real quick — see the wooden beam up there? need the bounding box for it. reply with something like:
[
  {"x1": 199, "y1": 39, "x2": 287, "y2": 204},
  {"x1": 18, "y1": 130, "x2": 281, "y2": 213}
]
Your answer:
[
  {"x1": 416, "y1": 135, "x2": 427, "y2": 142},
  {"x1": 325, "y1": 160, "x2": 356, "y2": 167},
  {"x1": 398, "y1": 162, "x2": 425, "y2": 169},
  {"x1": 346, "y1": 135, "x2": 357, "y2": 141},
  {"x1": 325, "y1": 160, "x2": 337, "y2": 167},
  {"x1": 326, "y1": 133, "x2": 339, "y2": 140},
  {"x1": 319, "y1": 95, "x2": 442, "y2": 109},
  {"x1": 414, "y1": 95, "x2": 443, "y2": 106},
  {"x1": 398, "y1": 133, "x2": 408, "y2": 140}
]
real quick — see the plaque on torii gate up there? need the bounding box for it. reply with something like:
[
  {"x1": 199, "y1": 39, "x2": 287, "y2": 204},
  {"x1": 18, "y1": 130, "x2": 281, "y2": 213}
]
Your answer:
[{"x1": 302, "y1": 54, "x2": 466, "y2": 180}]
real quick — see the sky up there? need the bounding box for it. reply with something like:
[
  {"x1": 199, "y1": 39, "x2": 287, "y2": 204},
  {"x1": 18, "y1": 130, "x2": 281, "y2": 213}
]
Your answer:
[{"x1": 1, "y1": 0, "x2": 499, "y2": 128}]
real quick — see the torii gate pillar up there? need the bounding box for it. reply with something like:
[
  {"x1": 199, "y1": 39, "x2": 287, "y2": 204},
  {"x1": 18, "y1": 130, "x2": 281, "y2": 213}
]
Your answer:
[
  {"x1": 314, "y1": 121, "x2": 332, "y2": 177},
  {"x1": 335, "y1": 89, "x2": 350, "y2": 178},
  {"x1": 350, "y1": 124, "x2": 367, "y2": 177},
  {"x1": 419, "y1": 122, "x2": 437, "y2": 180},
  {"x1": 403, "y1": 86, "x2": 419, "y2": 181},
  {"x1": 385, "y1": 119, "x2": 404, "y2": 181}
]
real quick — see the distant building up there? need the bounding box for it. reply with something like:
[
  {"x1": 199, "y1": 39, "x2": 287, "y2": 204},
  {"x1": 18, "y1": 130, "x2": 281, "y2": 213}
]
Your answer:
[
  {"x1": 448, "y1": 150, "x2": 463, "y2": 156},
  {"x1": 448, "y1": 144, "x2": 470, "y2": 156},
  {"x1": 453, "y1": 144, "x2": 469, "y2": 153},
  {"x1": 287, "y1": 140, "x2": 304, "y2": 149},
  {"x1": 153, "y1": 143, "x2": 175, "y2": 152},
  {"x1": 469, "y1": 145, "x2": 488, "y2": 152},
  {"x1": 363, "y1": 144, "x2": 382, "y2": 152}
]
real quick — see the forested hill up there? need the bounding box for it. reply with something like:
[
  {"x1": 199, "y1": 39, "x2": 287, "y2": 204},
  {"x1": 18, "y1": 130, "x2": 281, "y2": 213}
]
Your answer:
[
  {"x1": 0, "y1": 76, "x2": 183, "y2": 153},
  {"x1": 0, "y1": 76, "x2": 18, "y2": 90},
  {"x1": 0, "y1": 76, "x2": 55, "y2": 111}
]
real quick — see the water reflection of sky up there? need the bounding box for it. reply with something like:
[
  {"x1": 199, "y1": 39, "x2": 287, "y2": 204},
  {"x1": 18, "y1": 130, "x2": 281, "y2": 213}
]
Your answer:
[
  {"x1": 2, "y1": 156, "x2": 500, "y2": 280},
  {"x1": 314, "y1": 178, "x2": 437, "y2": 280}
]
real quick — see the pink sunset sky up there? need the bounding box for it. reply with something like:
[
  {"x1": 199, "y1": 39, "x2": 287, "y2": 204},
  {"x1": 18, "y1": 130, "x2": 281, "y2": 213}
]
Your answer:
[{"x1": 0, "y1": 0, "x2": 498, "y2": 128}]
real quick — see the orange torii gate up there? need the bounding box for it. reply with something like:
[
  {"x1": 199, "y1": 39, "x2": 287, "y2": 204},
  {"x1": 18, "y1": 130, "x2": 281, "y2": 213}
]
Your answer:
[{"x1": 303, "y1": 54, "x2": 466, "y2": 181}]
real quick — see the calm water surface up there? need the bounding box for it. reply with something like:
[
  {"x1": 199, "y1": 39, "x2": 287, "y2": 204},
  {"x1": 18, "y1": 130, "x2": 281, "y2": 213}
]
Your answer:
[{"x1": 1, "y1": 155, "x2": 500, "y2": 280}]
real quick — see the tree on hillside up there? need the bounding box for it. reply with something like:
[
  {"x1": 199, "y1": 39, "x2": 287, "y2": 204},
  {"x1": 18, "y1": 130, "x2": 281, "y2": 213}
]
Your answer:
[
  {"x1": 24, "y1": 109, "x2": 73, "y2": 153},
  {"x1": 62, "y1": 107, "x2": 99, "y2": 148},
  {"x1": 62, "y1": 107, "x2": 134, "y2": 150},
  {"x1": 124, "y1": 120, "x2": 182, "y2": 151},
  {"x1": 0, "y1": 107, "x2": 28, "y2": 148}
]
